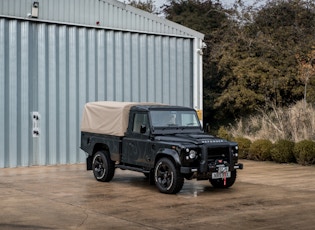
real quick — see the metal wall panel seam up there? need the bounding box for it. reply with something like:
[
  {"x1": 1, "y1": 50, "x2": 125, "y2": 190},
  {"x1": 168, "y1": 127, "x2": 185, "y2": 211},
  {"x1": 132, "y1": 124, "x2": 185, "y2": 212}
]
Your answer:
[
  {"x1": 131, "y1": 33, "x2": 139, "y2": 102},
  {"x1": 139, "y1": 34, "x2": 147, "y2": 102},
  {"x1": 57, "y1": 25, "x2": 68, "y2": 164},
  {"x1": 182, "y1": 39, "x2": 191, "y2": 107},
  {"x1": 78, "y1": 27, "x2": 88, "y2": 163},
  {"x1": 37, "y1": 23, "x2": 47, "y2": 165},
  {"x1": 87, "y1": 29, "x2": 96, "y2": 102},
  {"x1": 55, "y1": 25, "x2": 61, "y2": 164},
  {"x1": 162, "y1": 36, "x2": 170, "y2": 104},
  {"x1": 20, "y1": 21, "x2": 30, "y2": 166},
  {"x1": 114, "y1": 31, "x2": 123, "y2": 101},
  {"x1": 154, "y1": 36, "x2": 162, "y2": 103},
  {"x1": 177, "y1": 39, "x2": 185, "y2": 106},
  {"x1": 68, "y1": 27, "x2": 78, "y2": 164},
  {"x1": 169, "y1": 37, "x2": 177, "y2": 105},
  {"x1": 30, "y1": 22, "x2": 39, "y2": 166},
  {"x1": 73, "y1": 28, "x2": 86, "y2": 163},
  {"x1": 97, "y1": 29, "x2": 103, "y2": 100},
  {"x1": 73, "y1": 28, "x2": 80, "y2": 163},
  {"x1": 106, "y1": 30, "x2": 114, "y2": 100},
  {"x1": 8, "y1": 20, "x2": 18, "y2": 167},
  {"x1": 123, "y1": 32, "x2": 132, "y2": 101},
  {"x1": 47, "y1": 24, "x2": 58, "y2": 165},
  {"x1": 3, "y1": 19, "x2": 10, "y2": 167},
  {"x1": 0, "y1": 19, "x2": 6, "y2": 167},
  {"x1": 147, "y1": 35, "x2": 155, "y2": 102}
]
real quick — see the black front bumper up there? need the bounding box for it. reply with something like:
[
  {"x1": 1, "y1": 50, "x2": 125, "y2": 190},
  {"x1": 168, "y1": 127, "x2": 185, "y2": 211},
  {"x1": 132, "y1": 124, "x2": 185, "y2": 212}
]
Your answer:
[{"x1": 180, "y1": 162, "x2": 243, "y2": 174}]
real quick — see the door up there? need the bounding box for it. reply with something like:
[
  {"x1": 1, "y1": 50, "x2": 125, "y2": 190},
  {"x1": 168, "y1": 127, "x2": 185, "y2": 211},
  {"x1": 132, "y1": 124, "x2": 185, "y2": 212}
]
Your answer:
[{"x1": 122, "y1": 112, "x2": 154, "y2": 168}]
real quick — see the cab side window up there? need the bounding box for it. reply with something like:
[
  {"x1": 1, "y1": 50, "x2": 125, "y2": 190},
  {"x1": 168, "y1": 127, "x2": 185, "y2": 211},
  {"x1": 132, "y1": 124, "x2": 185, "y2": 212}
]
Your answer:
[{"x1": 132, "y1": 113, "x2": 149, "y2": 134}]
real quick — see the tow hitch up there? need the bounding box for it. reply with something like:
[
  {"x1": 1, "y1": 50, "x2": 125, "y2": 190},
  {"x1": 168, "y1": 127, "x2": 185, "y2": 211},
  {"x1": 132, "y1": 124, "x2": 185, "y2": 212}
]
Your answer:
[{"x1": 234, "y1": 163, "x2": 244, "y2": 169}]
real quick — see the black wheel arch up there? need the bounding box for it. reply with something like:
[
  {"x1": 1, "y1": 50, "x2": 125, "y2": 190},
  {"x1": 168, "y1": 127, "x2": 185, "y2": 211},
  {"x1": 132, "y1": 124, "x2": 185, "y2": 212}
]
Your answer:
[
  {"x1": 155, "y1": 148, "x2": 181, "y2": 168},
  {"x1": 93, "y1": 143, "x2": 110, "y2": 155}
]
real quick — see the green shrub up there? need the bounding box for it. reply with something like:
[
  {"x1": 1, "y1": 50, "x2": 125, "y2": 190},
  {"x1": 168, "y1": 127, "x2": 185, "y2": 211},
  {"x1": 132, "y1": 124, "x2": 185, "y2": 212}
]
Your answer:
[
  {"x1": 270, "y1": 139, "x2": 295, "y2": 163},
  {"x1": 233, "y1": 137, "x2": 252, "y2": 159},
  {"x1": 217, "y1": 126, "x2": 232, "y2": 141},
  {"x1": 248, "y1": 139, "x2": 273, "y2": 161},
  {"x1": 293, "y1": 140, "x2": 315, "y2": 165}
]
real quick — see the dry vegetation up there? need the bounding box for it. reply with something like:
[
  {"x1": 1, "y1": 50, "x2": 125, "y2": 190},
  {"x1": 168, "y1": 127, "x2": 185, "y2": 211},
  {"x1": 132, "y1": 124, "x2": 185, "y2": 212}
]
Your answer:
[{"x1": 229, "y1": 101, "x2": 315, "y2": 142}]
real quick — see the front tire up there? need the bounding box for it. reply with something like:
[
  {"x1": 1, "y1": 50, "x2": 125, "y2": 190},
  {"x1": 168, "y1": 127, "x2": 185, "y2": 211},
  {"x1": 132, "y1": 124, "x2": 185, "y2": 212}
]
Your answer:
[
  {"x1": 209, "y1": 170, "x2": 237, "y2": 188},
  {"x1": 154, "y1": 158, "x2": 184, "y2": 194},
  {"x1": 92, "y1": 151, "x2": 115, "y2": 182}
]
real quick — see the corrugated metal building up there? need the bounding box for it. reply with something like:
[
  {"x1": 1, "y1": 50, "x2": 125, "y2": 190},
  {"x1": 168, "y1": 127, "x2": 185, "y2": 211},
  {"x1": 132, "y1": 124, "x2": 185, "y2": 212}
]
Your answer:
[{"x1": 0, "y1": 0, "x2": 204, "y2": 168}]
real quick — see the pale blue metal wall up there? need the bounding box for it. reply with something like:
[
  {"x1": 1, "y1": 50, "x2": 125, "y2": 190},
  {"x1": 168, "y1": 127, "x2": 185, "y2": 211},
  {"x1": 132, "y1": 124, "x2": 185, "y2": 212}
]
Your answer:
[{"x1": 0, "y1": 18, "x2": 194, "y2": 167}]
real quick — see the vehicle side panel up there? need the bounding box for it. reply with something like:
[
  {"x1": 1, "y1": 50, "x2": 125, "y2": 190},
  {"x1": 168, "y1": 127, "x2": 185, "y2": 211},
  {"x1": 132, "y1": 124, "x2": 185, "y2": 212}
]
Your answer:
[{"x1": 80, "y1": 132, "x2": 122, "y2": 162}]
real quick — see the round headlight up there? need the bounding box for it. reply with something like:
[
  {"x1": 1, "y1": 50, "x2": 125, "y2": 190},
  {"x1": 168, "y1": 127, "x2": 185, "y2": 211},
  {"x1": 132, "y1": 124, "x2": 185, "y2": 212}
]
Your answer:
[{"x1": 189, "y1": 150, "x2": 197, "y2": 159}]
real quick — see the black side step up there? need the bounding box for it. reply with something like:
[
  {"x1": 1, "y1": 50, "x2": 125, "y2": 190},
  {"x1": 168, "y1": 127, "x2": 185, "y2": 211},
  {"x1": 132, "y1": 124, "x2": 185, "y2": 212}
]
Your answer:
[{"x1": 116, "y1": 165, "x2": 150, "y2": 174}]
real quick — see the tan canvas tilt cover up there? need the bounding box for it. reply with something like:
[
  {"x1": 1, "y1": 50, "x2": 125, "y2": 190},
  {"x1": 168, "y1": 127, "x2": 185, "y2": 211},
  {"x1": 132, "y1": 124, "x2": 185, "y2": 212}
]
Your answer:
[{"x1": 81, "y1": 101, "x2": 160, "y2": 136}]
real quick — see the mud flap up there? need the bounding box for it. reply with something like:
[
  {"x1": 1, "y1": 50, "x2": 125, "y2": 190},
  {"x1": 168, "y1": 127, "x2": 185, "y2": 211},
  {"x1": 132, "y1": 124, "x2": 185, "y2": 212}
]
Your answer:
[{"x1": 86, "y1": 156, "x2": 93, "y2": 170}]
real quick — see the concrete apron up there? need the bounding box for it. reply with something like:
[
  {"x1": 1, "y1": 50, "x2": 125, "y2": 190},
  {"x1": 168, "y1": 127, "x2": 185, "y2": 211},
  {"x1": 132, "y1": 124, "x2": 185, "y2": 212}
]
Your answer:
[{"x1": 0, "y1": 160, "x2": 315, "y2": 229}]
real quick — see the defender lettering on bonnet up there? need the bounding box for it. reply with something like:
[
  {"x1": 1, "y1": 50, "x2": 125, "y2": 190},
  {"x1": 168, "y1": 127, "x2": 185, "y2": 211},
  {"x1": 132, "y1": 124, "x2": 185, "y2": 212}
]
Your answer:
[
  {"x1": 80, "y1": 101, "x2": 243, "y2": 194},
  {"x1": 201, "y1": 139, "x2": 225, "y2": 143}
]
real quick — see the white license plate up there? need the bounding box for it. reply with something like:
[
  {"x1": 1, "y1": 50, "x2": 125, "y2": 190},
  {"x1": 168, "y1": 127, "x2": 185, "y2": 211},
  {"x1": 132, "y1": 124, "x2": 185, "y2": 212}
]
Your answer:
[{"x1": 212, "y1": 170, "x2": 231, "y2": 179}]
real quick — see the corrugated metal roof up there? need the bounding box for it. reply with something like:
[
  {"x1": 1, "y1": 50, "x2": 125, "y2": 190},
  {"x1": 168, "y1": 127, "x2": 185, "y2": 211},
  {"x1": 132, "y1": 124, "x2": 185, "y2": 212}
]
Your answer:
[{"x1": 0, "y1": 0, "x2": 204, "y2": 39}]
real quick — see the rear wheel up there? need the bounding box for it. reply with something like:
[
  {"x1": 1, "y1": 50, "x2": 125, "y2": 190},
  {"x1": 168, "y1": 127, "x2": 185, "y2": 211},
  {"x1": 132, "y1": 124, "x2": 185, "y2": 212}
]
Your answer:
[
  {"x1": 92, "y1": 151, "x2": 115, "y2": 182},
  {"x1": 209, "y1": 170, "x2": 237, "y2": 188},
  {"x1": 154, "y1": 158, "x2": 184, "y2": 194}
]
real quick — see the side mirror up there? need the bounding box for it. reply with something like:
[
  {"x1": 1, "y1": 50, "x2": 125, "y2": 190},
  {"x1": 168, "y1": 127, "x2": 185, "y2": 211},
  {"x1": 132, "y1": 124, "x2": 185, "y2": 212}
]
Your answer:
[{"x1": 140, "y1": 124, "x2": 147, "y2": 134}]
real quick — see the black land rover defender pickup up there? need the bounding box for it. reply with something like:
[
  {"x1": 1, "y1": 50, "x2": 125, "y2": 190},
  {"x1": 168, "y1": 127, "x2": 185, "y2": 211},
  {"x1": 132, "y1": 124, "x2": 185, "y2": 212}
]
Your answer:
[{"x1": 80, "y1": 101, "x2": 243, "y2": 194}]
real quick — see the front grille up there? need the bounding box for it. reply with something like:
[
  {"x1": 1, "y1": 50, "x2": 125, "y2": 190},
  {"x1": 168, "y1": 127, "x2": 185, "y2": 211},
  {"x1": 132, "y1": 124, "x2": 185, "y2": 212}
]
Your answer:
[{"x1": 207, "y1": 147, "x2": 229, "y2": 162}]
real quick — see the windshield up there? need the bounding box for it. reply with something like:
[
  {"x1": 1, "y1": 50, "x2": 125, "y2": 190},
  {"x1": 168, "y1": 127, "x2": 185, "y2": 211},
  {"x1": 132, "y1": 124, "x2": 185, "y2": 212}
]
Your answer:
[{"x1": 150, "y1": 110, "x2": 201, "y2": 128}]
